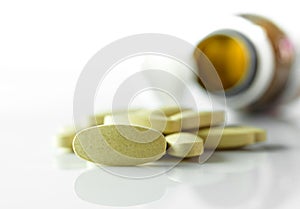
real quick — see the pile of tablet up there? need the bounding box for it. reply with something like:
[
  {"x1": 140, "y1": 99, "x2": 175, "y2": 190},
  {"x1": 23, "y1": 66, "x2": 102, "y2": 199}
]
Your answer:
[{"x1": 56, "y1": 107, "x2": 266, "y2": 166}]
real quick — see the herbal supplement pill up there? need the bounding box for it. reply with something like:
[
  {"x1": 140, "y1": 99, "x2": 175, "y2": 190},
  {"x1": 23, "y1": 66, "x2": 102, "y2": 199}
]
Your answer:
[
  {"x1": 73, "y1": 124, "x2": 166, "y2": 166},
  {"x1": 89, "y1": 113, "x2": 107, "y2": 126},
  {"x1": 128, "y1": 109, "x2": 179, "y2": 134},
  {"x1": 90, "y1": 109, "x2": 141, "y2": 126},
  {"x1": 197, "y1": 126, "x2": 257, "y2": 149},
  {"x1": 169, "y1": 110, "x2": 225, "y2": 130},
  {"x1": 104, "y1": 113, "x2": 131, "y2": 125},
  {"x1": 158, "y1": 106, "x2": 189, "y2": 116},
  {"x1": 129, "y1": 107, "x2": 225, "y2": 134},
  {"x1": 166, "y1": 132, "x2": 204, "y2": 158},
  {"x1": 242, "y1": 127, "x2": 266, "y2": 142},
  {"x1": 222, "y1": 125, "x2": 267, "y2": 142},
  {"x1": 56, "y1": 127, "x2": 76, "y2": 150},
  {"x1": 103, "y1": 109, "x2": 171, "y2": 130}
]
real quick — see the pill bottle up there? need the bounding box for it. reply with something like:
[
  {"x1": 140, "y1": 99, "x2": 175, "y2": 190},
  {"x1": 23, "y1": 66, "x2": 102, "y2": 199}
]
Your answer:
[{"x1": 194, "y1": 14, "x2": 299, "y2": 112}]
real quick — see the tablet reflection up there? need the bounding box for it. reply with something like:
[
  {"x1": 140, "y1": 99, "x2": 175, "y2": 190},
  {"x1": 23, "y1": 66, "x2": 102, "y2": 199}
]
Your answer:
[{"x1": 74, "y1": 166, "x2": 176, "y2": 206}]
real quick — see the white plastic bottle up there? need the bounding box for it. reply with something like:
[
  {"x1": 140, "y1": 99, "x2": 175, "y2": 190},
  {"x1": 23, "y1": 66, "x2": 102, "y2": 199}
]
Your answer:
[{"x1": 194, "y1": 14, "x2": 299, "y2": 112}]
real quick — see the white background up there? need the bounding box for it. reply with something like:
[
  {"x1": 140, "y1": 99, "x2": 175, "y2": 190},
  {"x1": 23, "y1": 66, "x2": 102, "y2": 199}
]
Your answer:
[{"x1": 1, "y1": 0, "x2": 300, "y2": 209}]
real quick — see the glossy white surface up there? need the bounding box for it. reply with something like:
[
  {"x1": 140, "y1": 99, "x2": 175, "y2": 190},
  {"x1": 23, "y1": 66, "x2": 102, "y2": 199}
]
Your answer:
[
  {"x1": 1, "y1": 1, "x2": 300, "y2": 208},
  {"x1": 72, "y1": 115, "x2": 300, "y2": 209},
  {"x1": 2, "y1": 108, "x2": 300, "y2": 209}
]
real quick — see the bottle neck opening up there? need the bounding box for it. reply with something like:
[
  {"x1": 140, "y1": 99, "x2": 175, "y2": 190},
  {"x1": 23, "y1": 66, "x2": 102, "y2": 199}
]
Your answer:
[{"x1": 195, "y1": 31, "x2": 257, "y2": 96}]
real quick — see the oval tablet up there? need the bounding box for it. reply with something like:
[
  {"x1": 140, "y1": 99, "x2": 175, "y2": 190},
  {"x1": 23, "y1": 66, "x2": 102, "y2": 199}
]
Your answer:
[
  {"x1": 166, "y1": 132, "x2": 204, "y2": 158},
  {"x1": 73, "y1": 125, "x2": 166, "y2": 166},
  {"x1": 218, "y1": 125, "x2": 267, "y2": 142},
  {"x1": 129, "y1": 108, "x2": 225, "y2": 134},
  {"x1": 169, "y1": 110, "x2": 225, "y2": 130},
  {"x1": 129, "y1": 110, "x2": 178, "y2": 134},
  {"x1": 56, "y1": 127, "x2": 76, "y2": 150},
  {"x1": 90, "y1": 109, "x2": 141, "y2": 126},
  {"x1": 240, "y1": 126, "x2": 266, "y2": 142},
  {"x1": 197, "y1": 126, "x2": 257, "y2": 149}
]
